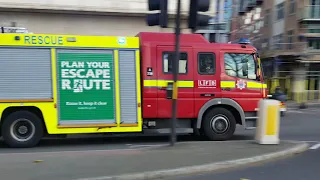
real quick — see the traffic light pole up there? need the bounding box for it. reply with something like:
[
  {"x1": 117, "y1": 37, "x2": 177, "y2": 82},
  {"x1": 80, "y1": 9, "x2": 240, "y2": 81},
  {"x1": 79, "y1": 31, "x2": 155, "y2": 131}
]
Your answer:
[{"x1": 170, "y1": 0, "x2": 181, "y2": 146}]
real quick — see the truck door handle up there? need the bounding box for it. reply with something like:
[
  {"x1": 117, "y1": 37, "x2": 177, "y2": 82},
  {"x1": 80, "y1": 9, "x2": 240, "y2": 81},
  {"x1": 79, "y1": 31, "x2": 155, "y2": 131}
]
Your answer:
[
  {"x1": 221, "y1": 88, "x2": 231, "y2": 91},
  {"x1": 200, "y1": 94, "x2": 215, "y2": 97}
]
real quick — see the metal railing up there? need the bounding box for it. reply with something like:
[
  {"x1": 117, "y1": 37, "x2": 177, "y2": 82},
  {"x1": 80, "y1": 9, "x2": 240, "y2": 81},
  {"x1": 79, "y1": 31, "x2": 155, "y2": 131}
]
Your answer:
[{"x1": 258, "y1": 42, "x2": 312, "y2": 57}]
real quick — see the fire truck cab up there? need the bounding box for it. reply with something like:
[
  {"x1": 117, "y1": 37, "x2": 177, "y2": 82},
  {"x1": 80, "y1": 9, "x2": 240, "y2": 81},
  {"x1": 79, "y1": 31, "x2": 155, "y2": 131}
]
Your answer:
[{"x1": 138, "y1": 32, "x2": 267, "y2": 140}]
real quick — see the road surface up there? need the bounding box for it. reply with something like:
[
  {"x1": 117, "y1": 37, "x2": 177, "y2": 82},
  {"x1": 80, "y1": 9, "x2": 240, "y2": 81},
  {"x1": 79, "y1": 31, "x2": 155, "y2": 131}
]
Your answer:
[
  {"x1": 165, "y1": 107, "x2": 320, "y2": 180},
  {"x1": 0, "y1": 107, "x2": 318, "y2": 180},
  {"x1": 0, "y1": 107, "x2": 317, "y2": 154}
]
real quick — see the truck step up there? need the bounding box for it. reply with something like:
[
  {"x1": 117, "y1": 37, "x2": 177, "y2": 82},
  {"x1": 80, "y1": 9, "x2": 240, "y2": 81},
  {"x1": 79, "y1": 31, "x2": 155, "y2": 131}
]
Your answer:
[{"x1": 143, "y1": 128, "x2": 193, "y2": 135}]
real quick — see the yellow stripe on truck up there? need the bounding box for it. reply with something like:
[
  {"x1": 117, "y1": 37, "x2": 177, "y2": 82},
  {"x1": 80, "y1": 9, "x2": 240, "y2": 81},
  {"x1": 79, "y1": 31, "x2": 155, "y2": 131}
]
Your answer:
[
  {"x1": 135, "y1": 50, "x2": 142, "y2": 129},
  {"x1": 247, "y1": 81, "x2": 267, "y2": 89},
  {"x1": 144, "y1": 80, "x2": 267, "y2": 89},
  {"x1": 114, "y1": 50, "x2": 121, "y2": 126},
  {"x1": 144, "y1": 80, "x2": 194, "y2": 88},
  {"x1": 220, "y1": 81, "x2": 236, "y2": 88},
  {"x1": 221, "y1": 80, "x2": 267, "y2": 89},
  {"x1": 0, "y1": 34, "x2": 139, "y2": 49}
]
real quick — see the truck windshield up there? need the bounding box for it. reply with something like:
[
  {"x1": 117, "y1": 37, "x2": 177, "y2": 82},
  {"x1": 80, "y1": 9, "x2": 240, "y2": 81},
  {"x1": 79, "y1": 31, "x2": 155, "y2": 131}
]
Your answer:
[{"x1": 224, "y1": 53, "x2": 257, "y2": 80}]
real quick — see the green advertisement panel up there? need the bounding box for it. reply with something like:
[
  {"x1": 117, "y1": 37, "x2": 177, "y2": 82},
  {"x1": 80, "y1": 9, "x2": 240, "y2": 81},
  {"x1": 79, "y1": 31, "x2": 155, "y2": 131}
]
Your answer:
[{"x1": 57, "y1": 51, "x2": 115, "y2": 124}]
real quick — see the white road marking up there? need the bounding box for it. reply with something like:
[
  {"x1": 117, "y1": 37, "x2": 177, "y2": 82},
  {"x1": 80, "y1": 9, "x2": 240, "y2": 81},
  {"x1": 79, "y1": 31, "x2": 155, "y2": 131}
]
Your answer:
[
  {"x1": 286, "y1": 108, "x2": 320, "y2": 114},
  {"x1": 304, "y1": 109, "x2": 320, "y2": 112},
  {"x1": 284, "y1": 140, "x2": 320, "y2": 143},
  {"x1": 287, "y1": 110, "x2": 305, "y2": 114},
  {"x1": 309, "y1": 143, "x2": 320, "y2": 150},
  {"x1": 129, "y1": 144, "x2": 166, "y2": 149},
  {"x1": 0, "y1": 148, "x2": 141, "y2": 156},
  {"x1": 302, "y1": 141, "x2": 320, "y2": 143}
]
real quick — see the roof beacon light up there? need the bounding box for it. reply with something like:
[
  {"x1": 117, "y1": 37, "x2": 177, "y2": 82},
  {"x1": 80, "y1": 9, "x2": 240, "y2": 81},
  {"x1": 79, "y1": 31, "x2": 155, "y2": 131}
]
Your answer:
[{"x1": 238, "y1": 38, "x2": 251, "y2": 45}]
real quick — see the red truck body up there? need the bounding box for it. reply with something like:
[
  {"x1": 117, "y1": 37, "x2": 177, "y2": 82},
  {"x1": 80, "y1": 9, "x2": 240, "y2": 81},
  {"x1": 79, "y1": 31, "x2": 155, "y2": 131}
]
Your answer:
[
  {"x1": 137, "y1": 32, "x2": 267, "y2": 139},
  {"x1": 0, "y1": 32, "x2": 268, "y2": 148}
]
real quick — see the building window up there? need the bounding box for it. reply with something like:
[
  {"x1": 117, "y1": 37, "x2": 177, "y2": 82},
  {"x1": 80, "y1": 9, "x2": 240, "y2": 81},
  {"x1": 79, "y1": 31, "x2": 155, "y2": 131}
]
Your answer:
[
  {"x1": 273, "y1": 34, "x2": 283, "y2": 50},
  {"x1": 198, "y1": 53, "x2": 216, "y2": 75},
  {"x1": 163, "y1": 52, "x2": 188, "y2": 74},
  {"x1": 276, "y1": 2, "x2": 285, "y2": 20},
  {"x1": 287, "y1": 30, "x2": 294, "y2": 49},
  {"x1": 310, "y1": 0, "x2": 320, "y2": 19},
  {"x1": 224, "y1": 53, "x2": 257, "y2": 80},
  {"x1": 308, "y1": 39, "x2": 320, "y2": 49},
  {"x1": 264, "y1": 9, "x2": 270, "y2": 26},
  {"x1": 238, "y1": 0, "x2": 245, "y2": 13},
  {"x1": 289, "y1": 0, "x2": 295, "y2": 14}
]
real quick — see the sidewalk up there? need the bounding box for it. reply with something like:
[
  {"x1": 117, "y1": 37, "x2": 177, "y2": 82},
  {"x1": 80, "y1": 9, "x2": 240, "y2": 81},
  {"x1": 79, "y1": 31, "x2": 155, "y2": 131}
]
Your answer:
[
  {"x1": 0, "y1": 141, "x2": 308, "y2": 180},
  {"x1": 286, "y1": 100, "x2": 320, "y2": 109}
]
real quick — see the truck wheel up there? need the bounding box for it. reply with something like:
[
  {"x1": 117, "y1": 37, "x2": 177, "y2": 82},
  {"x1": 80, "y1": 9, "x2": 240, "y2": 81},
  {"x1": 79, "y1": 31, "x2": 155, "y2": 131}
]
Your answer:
[
  {"x1": 1, "y1": 111, "x2": 44, "y2": 148},
  {"x1": 202, "y1": 107, "x2": 236, "y2": 141}
]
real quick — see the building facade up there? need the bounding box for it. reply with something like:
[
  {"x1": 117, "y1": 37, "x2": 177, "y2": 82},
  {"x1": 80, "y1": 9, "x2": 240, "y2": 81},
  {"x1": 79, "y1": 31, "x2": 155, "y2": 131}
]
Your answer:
[
  {"x1": 0, "y1": 0, "x2": 216, "y2": 36},
  {"x1": 231, "y1": 0, "x2": 320, "y2": 101},
  {"x1": 195, "y1": 0, "x2": 233, "y2": 43}
]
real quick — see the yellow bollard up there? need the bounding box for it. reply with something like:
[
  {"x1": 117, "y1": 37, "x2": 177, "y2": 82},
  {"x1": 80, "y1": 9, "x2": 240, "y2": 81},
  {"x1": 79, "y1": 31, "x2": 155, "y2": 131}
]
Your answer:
[
  {"x1": 310, "y1": 79, "x2": 315, "y2": 100},
  {"x1": 318, "y1": 81, "x2": 320, "y2": 101},
  {"x1": 305, "y1": 79, "x2": 309, "y2": 102},
  {"x1": 271, "y1": 78, "x2": 280, "y2": 94},
  {"x1": 267, "y1": 79, "x2": 272, "y2": 93},
  {"x1": 270, "y1": 79, "x2": 275, "y2": 94},
  {"x1": 285, "y1": 77, "x2": 291, "y2": 100},
  {"x1": 255, "y1": 99, "x2": 280, "y2": 144},
  {"x1": 295, "y1": 80, "x2": 304, "y2": 104}
]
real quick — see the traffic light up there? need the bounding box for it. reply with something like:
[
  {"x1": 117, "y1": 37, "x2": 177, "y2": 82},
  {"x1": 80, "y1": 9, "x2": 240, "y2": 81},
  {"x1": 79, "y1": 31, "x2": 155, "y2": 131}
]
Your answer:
[
  {"x1": 188, "y1": 0, "x2": 211, "y2": 32},
  {"x1": 146, "y1": 0, "x2": 168, "y2": 28}
]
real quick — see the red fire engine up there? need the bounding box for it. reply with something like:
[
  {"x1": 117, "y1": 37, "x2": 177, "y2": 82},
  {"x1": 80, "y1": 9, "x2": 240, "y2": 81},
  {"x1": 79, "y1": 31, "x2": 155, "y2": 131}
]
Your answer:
[{"x1": 0, "y1": 32, "x2": 266, "y2": 148}]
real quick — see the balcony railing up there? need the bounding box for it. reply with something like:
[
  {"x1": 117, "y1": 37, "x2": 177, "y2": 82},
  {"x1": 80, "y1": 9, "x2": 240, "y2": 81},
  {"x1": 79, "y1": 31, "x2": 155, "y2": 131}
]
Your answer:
[
  {"x1": 259, "y1": 41, "x2": 319, "y2": 58},
  {"x1": 299, "y1": 5, "x2": 320, "y2": 20}
]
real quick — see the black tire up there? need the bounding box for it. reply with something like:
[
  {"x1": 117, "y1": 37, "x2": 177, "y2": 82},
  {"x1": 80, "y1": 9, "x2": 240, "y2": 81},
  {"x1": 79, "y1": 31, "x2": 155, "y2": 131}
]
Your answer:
[
  {"x1": 1, "y1": 110, "x2": 44, "y2": 148},
  {"x1": 202, "y1": 107, "x2": 236, "y2": 141},
  {"x1": 281, "y1": 111, "x2": 285, "y2": 117}
]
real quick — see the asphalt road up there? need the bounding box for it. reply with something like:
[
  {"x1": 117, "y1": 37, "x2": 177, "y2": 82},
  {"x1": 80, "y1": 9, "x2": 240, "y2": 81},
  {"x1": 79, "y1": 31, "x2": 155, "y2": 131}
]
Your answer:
[
  {"x1": 0, "y1": 107, "x2": 318, "y2": 153},
  {"x1": 0, "y1": 107, "x2": 319, "y2": 180},
  {"x1": 165, "y1": 107, "x2": 320, "y2": 180}
]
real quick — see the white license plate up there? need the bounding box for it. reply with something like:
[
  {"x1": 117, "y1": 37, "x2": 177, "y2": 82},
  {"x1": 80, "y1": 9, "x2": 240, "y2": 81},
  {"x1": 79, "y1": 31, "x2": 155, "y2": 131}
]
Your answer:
[{"x1": 280, "y1": 108, "x2": 287, "y2": 112}]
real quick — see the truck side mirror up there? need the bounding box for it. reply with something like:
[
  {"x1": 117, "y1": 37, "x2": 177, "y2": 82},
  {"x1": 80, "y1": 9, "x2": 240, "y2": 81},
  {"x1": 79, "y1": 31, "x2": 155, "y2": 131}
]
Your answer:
[{"x1": 166, "y1": 82, "x2": 173, "y2": 99}]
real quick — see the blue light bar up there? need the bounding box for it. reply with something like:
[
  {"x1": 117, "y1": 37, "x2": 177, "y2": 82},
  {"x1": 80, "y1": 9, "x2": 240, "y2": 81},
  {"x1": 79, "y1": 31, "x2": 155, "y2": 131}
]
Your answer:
[{"x1": 238, "y1": 38, "x2": 251, "y2": 44}]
